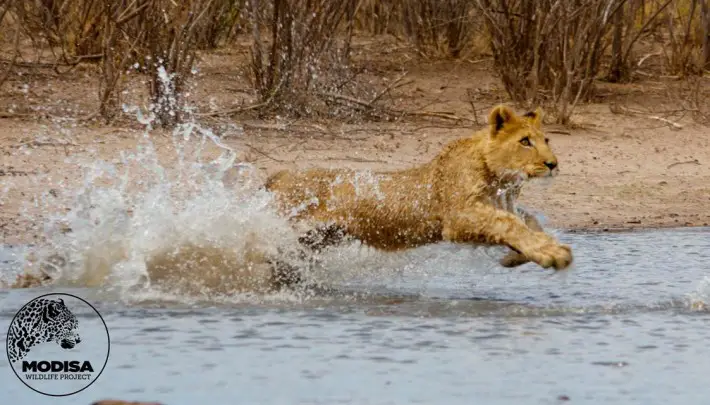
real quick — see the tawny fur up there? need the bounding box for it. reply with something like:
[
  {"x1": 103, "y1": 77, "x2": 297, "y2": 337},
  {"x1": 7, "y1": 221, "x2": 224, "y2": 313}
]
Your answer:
[{"x1": 266, "y1": 105, "x2": 573, "y2": 270}]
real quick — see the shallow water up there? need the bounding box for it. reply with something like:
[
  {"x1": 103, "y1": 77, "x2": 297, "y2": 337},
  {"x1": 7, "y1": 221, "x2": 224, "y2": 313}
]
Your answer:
[{"x1": 2, "y1": 227, "x2": 710, "y2": 405}]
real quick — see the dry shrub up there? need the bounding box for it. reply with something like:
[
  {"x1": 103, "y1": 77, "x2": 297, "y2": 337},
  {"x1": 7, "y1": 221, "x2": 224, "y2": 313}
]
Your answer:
[
  {"x1": 3, "y1": 0, "x2": 707, "y2": 128},
  {"x1": 661, "y1": 0, "x2": 708, "y2": 75},
  {"x1": 0, "y1": 0, "x2": 21, "y2": 90},
  {"x1": 8, "y1": 0, "x2": 246, "y2": 60},
  {"x1": 138, "y1": 0, "x2": 219, "y2": 127},
  {"x1": 402, "y1": 0, "x2": 481, "y2": 58},
  {"x1": 649, "y1": 74, "x2": 710, "y2": 125},
  {"x1": 191, "y1": 0, "x2": 249, "y2": 50},
  {"x1": 10, "y1": 0, "x2": 104, "y2": 60},
  {"x1": 354, "y1": 0, "x2": 401, "y2": 35},
  {"x1": 355, "y1": 0, "x2": 482, "y2": 59},
  {"x1": 249, "y1": 0, "x2": 362, "y2": 117},
  {"x1": 101, "y1": 0, "x2": 247, "y2": 126},
  {"x1": 607, "y1": 0, "x2": 674, "y2": 82},
  {"x1": 477, "y1": 0, "x2": 624, "y2": 124},
  {"x1": 702, "y1": 0, "x2": 710, "y2": 69},
  {"x1": 97, "y1": 0, "x2": 145, "y2": 122},
  {"x1": 4, "y1": 0, "x2": 246, "y2": 125}
]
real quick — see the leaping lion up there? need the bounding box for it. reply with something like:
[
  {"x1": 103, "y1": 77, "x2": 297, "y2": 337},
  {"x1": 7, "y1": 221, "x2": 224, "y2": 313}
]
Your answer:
[
  {"x1": 4, "y1": 105, "x2": 573, "y2": 292},
  {"x1": 265, "y1": 104, "x2": 573, "y2": 284}
]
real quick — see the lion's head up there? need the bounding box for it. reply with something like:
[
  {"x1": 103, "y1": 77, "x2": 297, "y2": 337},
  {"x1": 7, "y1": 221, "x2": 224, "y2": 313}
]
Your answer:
[{"x1": 483, "y1": 105, "x2": 559, "y2": 181}]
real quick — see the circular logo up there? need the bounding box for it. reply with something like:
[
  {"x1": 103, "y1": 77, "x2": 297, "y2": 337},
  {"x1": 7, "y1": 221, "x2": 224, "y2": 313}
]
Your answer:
[{"x1": 5, "y1": 293, "x2": 110, "y2": 397}]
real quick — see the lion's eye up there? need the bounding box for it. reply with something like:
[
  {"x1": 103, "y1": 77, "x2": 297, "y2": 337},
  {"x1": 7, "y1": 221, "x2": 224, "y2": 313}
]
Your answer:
[{"x1": 520, "y1": 137, "x2": 531, "y2": 146}]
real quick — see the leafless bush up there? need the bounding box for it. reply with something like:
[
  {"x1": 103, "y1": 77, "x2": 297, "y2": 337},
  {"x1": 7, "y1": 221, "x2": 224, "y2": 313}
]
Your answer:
[
  {"x1": 354, "y1": 0, "x2": 482, "y2": 58},
  {"x1": 97, "y1": 0, "x2": 147, "y2": 122},
  {"x1": 8, "y1": 0, "x2": 245, "y2": 62},
  {"x1": 661, "y1": 0, "x2": 707, "y2": 75},
  {"x1": 355, "y1": 0, "x2": 401, "y2": 35},
  {"x1": 0, "y1": 0, "x2": 21, "y2": 90},
  {"x1": 3, "y1": 0, "x2": 246, "y2": 124},
  {"x1": 138, "y1": 0, "x2": 222, "y2": 127},
  {"x1": 4, "y1": 0, "x2": 707, "y2": 127},
  {"x1": 10, "y1": 0, "x2": 105, "y2": 62},
  {"x1": 477, "y1": 0, "x2": 624, "y2": 124},
  {"x1": 192, "y1": 0, "x2": 249, "y2": 50},
  {"x1": 702, "y1": 0, "x2": 710, "y2": 69},
  {"x1": 249, "y1": 0, "x2": 362, "y2": 117},
  {"x1": 99, "y1": 0, "x2": 246, "y2": 125},
  {"x1": 608, "y1": 0, "x2": 673, "y2": 82},
  {"x1": 401, "y1": 0, "x2": 480, "y2": 58},
  {"x1": 651, "y1": 74, "x2": 710, "y2": 125}
]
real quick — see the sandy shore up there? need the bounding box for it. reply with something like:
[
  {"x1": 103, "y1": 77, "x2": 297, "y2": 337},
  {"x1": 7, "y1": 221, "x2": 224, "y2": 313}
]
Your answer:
[{"x1": 1, "y1": 103, "x2": 708, "y2": 246}]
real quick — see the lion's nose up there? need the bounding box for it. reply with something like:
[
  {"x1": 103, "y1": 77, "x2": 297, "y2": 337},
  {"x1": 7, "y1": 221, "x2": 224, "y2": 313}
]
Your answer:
[{"x1": 545, "y1": 161, "x2": 557, "y2": 170}]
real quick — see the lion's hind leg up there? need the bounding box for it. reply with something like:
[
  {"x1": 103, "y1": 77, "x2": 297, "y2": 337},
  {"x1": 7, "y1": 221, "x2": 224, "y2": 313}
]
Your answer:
[
  {"x1": 297, "y1": 223, "x2": 349, "y2": 253},
  {"x1": 268, "y1": 223, "x2": 350, "y2": 291}
]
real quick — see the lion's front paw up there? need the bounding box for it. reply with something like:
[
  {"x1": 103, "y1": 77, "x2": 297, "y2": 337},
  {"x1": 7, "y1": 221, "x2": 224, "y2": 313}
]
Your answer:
[{"x1": 520, "y1": 233, "x2": 573, "y2": 270}]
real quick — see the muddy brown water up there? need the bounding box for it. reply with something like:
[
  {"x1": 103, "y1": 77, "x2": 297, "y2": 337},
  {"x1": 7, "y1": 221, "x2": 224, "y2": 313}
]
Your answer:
[{"x1": 1, "y1": 226, "x2": 709, "y2": 405}]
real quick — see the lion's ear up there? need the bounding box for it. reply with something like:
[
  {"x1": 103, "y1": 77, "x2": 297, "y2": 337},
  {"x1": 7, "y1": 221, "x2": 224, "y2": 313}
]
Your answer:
[
  {"x1": 488, "y1": 105, "x2": 518, "y2": 135},
  {"x1": 523, "y1": 107, "x2": 543, "y2": 128}
]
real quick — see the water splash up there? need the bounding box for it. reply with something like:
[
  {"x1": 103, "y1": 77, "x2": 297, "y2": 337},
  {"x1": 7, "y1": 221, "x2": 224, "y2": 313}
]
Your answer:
[
  {"x1": 686, "y1": 277, "x2": 710, "y2": 311},
  {"x1": 9, "y1": 67, "x2": 318, "y2": 302},
  {"x1": 27, "y1": 124, "x2": 306, "y2": 297},
  {"x1": 6, "y1": 65, "x2": 512, "y2": 304}
]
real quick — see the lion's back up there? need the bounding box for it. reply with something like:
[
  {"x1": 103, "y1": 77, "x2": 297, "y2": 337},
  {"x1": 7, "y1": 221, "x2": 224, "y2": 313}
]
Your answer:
[
  {"x1": 265, "y1": 167, "x2": 345, "y2": 220},
  {"x1": 265, "y1": 166, "x2": 442, "y2": 249}
]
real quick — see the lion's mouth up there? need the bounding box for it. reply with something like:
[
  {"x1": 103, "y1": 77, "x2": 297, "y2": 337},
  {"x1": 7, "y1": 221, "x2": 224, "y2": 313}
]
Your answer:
[
  {"x1": 498, "y1": 170, "x2": 528, "y2": 183},
  {"x1": 531, "y1": 167, "x2": 558, "y2": 178}
]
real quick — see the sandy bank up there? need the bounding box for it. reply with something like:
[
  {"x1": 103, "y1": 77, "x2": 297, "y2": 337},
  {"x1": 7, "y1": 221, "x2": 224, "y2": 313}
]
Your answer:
[{"x1": 1, "y1": 105, "x2": 708, "y2": 246}]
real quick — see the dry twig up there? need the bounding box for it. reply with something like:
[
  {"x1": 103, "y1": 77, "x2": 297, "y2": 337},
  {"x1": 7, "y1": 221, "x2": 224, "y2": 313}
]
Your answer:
[{"x1": 649, "y1": 115, "x2": 684, "y2": 129}]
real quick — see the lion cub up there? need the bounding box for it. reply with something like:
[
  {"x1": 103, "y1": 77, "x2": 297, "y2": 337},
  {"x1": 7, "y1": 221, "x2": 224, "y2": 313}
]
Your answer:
[{"x1": 266, "y1": 105, "x2": 572, "y2": 279}]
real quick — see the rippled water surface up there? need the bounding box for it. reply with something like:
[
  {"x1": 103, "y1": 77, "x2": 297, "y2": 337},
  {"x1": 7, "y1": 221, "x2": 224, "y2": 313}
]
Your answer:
[{"x1": 2, "y1": 227, "x2": 710, "y2": 405}]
